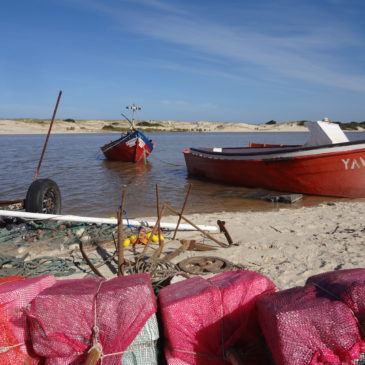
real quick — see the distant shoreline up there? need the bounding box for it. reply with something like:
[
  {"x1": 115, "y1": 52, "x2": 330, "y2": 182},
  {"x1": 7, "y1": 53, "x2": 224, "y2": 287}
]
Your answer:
[{"x1": 0, "y1": 118, "x2": 364, "y2": 135}]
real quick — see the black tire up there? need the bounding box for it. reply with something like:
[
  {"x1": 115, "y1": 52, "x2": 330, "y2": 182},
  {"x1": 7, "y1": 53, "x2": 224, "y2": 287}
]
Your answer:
[{"x1": 25, "y1": 179, "x2": 62, "y2": 214}]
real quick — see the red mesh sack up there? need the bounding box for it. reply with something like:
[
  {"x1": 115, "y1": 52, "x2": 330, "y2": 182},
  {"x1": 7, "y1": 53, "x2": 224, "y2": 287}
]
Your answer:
[
  {"x1": 0, "y1": 275, "x2": 56, "y2": 364},
  {"x1": 257, "y1": 285, "x2": 365, "y2": 365},
  {"x1": 158, "y1": 270, "x2": 276, "y2": 364},
  {"x1": 306, "y1": 268, "x2": 365, "y2": 335},
  {"x1": 27, "y1": 274, "x2": 157, "y2": 364}
]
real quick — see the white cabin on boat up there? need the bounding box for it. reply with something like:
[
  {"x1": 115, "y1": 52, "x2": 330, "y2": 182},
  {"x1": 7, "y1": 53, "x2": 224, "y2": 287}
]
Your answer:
[{"x1": 304, "y1": 118, "x2": 349, "y2": 147}]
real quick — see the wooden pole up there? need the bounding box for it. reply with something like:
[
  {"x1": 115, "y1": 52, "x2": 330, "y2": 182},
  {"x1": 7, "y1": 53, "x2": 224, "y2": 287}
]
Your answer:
[
  {"x1": 117, "y1": 188, "x2": 127, "y2": 276},
  {"x1": 172, "y1": 183, "x2": 192, "y2": 239},
  {"x1": 34, "y1": 90, "x2": 62, "y2": 180},
  {"x1": 152, "y1": 184, "x2": 165, "y2": 259}
]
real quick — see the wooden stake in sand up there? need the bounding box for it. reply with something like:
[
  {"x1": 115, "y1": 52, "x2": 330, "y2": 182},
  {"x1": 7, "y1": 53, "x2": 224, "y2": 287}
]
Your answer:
[
  {"x1": 172, "y1": 183, "x2": 192, "y2": 239},
  {"x1": 117, "y1": 188, "x2": 127, "y2": 276}
]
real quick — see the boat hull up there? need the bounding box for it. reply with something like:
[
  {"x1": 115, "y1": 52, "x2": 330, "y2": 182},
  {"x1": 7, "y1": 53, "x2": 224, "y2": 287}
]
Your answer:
[
  {"x1": 184, "y1": 142, "x2": 365, "y2": 198},
  {"x1": 101, "y1": 131, "x2": 154, "y2": 162}
]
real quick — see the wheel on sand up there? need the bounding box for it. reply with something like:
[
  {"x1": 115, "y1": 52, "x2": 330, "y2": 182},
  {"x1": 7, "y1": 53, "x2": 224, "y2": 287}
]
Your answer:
[{"x1": 25, "y1": 179, "x2": 61, "y2": 214}]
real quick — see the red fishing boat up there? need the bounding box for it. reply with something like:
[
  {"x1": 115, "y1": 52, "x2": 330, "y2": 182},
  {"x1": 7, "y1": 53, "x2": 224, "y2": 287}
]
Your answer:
[
  {"x1": 184, "y1": 119, "x2": 365, "y2": 198},
  {"x1": 101, "y1": 130, "x2": 154, "y2": 162},
  {"x1": 101, "y1": 105, "x2": 154, "y2": 162}
]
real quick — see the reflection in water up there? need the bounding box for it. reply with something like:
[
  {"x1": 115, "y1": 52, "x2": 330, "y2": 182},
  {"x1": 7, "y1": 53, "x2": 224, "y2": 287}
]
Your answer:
[
  {"x1": 1, "y1": 131, "x2": 364, "y2": 218},
  {"x1": 101, "y1": 160, "x2": 152, "y2": 186}
]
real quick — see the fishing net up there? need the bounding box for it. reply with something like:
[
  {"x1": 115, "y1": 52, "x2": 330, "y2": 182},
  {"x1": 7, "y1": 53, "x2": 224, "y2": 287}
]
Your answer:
[
  {"x1": 27, "y1": 274, "x2": 158, "y2": 364},
  {"x1": 257, "y1": 284, "x2": 365, "y2": 365},
  {"x1": 158, "y1": 270, "x2": 276, "y2": 365},
  {"x1": 0, "y1": 275, "x2": 56, "y2": 364}
]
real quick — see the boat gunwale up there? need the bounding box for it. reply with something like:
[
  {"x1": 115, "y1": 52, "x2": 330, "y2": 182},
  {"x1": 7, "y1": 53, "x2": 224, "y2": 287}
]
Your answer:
[{"x1": 187, "y1": 139, "x2": 365, "y2": 158}]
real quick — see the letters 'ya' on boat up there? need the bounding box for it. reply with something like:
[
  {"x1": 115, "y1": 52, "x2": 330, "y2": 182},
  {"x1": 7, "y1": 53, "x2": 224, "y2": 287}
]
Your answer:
[{"x1": 183, "y1": 119, "x2": 365, "y2": 198}]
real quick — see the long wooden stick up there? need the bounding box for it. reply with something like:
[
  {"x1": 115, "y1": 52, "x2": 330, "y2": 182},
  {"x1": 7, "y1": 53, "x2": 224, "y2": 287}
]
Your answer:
[
  {"x1": 172, "y1": 183, "x2": 192, "y2": 239},
  {"x1": 34, "y1": 90, "x2": 62, "y2": 180},
  {"x1": 152, "y1": 184, "x2": 165, "y2": 259},
  {"x1": 164, "y1": 203, "x2": 229, "y2": 248},
  {"x1": 117, "y1": 188, "x2": 127, "y2": 276}
]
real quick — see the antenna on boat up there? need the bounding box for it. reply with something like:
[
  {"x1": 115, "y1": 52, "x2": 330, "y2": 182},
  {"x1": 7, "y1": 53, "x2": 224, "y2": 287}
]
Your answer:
[{"x1": 121, "y1": 104, "x2": 141, "y2": 130}]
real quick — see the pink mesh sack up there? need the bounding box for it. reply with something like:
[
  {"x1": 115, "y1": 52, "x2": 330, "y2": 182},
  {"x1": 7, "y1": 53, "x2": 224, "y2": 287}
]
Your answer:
[
  {"x1": 159, "y1": 270, "x2": 276, "y2": 364},
  {"x1": 257, "y1": 285, "x2": 365, "y2": 365},
  {"x1": 306, "y1": 268, "x2": 365, "y2": 335},
  {"x1": 0, "y1": 275, "x2": 56, "y2": 364},
  {"x1": 27, "y1": 274, "x2": 157, "y2": 364}
]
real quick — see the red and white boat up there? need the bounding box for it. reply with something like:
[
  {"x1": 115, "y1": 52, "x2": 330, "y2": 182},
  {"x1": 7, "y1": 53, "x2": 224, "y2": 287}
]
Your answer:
[
  {"x1": 184, "y1": 120, "x2": 365, "y2": 198},
  {"x1": 101, "y1": 104, "x2": 154, "y2": 162},
  {"x1": 101, "y1": 129, "x2": 154, "y2": 162}
]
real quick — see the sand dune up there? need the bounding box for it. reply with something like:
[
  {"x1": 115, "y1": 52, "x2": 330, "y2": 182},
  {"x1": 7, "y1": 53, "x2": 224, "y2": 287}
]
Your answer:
[{"x1": 0, "y1": 118, "x2": 310, "y2": 134}]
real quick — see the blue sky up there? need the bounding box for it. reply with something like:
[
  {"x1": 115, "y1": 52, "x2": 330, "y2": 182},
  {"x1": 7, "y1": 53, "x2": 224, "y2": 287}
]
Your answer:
[{"x1": 1, "y1": 0, "x2": 365, "y2": 123}]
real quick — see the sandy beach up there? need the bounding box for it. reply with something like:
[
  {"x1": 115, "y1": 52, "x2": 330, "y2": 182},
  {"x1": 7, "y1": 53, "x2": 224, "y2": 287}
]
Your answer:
[
  {"x1": 170, "y1": 201, "x2": 365, "y2": 289},
  {"x1": 1, "y1": 200, "x2": 364, "y2": 291}
]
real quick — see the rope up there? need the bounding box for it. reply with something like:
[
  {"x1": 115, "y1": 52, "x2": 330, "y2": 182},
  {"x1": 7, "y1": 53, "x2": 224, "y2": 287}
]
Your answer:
[
  {"x1": 87, "y1": 280, "x2": 155, "y2": 363},
  {"x1": 149, "y1": 154, "x2": 184, "y2": 167},
  {"x1": 126, "y1": 257, "x2": 183, "y2": 291}
]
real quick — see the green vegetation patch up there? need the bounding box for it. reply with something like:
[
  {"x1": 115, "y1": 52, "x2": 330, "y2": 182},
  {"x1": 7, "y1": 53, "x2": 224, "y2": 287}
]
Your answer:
[
  {"x1": 338, "y1": 121, "x2": 365, "y2": 130},
  {"x1": 102, "y1": 125, "x2": 127, "y2": 132},
  {"x1": 137, "y1": 121, "x2": 163, "y2": 127}
]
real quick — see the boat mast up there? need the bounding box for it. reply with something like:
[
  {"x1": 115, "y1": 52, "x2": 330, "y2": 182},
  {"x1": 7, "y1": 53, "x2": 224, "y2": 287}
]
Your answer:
[{"x1": 125, "y1": 104, "x2": 141, "y2": 129}]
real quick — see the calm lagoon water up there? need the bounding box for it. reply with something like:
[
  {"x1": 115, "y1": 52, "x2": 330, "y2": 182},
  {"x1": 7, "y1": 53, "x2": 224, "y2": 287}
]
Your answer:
[{"x1": 1, "y1": 131, "x2": 364, "y2": 218}]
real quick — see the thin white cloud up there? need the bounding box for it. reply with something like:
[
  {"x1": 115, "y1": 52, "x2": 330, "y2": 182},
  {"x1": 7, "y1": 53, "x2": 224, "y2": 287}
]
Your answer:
[
  {"x1": 161, "y1": 100, "x2": 189, "y2": 106},
  {"x1": 68, "y1": 0, "x2": 365, "y2": 93},
  {"x1": 120, "y1": 0, "x2": 189, "y2": 15}
]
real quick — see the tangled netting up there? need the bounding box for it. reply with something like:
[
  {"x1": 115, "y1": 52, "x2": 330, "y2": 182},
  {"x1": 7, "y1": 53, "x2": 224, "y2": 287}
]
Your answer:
[
  {"x1": 158, "y1": 270, "x2": 276, "y2": 365},
  {"x1": 27, "y1": 274, "x2": 157, "y2": 364},
  {"x1": 0, "y1": 218, "x2": 156, "y2": 278},
  {"x1": 0, "y1": 275, "x2": 56, "y2": 364},
  {"x1": 0, "y1": 218, "x2": 119, "y2": 248},
  {"x1": 0, "y1": 254, "x2": 77, "y2": 277},
  {"x1": 257, "y1": 268, "x2": 365, "y2": 365}
]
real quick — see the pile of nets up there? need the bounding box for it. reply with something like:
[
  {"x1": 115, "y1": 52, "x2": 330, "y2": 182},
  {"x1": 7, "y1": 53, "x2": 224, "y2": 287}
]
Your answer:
[
  {"x1": 0, "y1": 254, "x2": 77, "y2": 277},
  {"x1": 0, "y1": 218, "x2": 119, "y2": 248}
]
